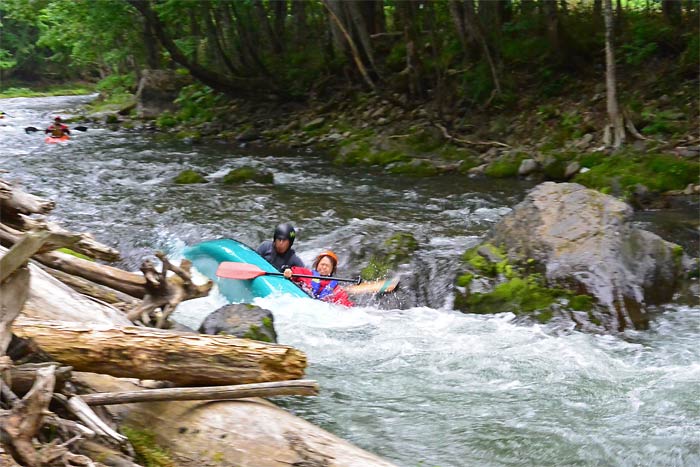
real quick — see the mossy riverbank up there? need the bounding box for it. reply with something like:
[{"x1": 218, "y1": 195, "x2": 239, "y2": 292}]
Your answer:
[{"x1": 90, "y1": 61, "x2": 700, "y2": 205}]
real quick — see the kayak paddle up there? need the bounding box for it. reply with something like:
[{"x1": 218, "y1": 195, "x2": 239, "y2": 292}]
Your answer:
[
  {"x1": 345, "y1": 276, "x2": 400, "y2": 296},
  {"x1": 25, "y1": 125, "x2": 88, "y2": 133},
  {"x1": 216, "y1": 262, "x2": 361, "y2": 284}
]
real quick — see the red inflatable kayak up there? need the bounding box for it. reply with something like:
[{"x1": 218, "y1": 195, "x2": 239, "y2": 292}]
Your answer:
[{"x1": 45, "y1": 135, "x2": 70, "y2": 144}]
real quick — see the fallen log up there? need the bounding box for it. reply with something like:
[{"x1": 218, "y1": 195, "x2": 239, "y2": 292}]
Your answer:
[
  {"x1": 33, "y1": 251, "x2": 213, "y2": 320},
  {"x1": 12, "y1": 318, "x2": 307, "y2": 386},
  {"x1": 77, "y1": 440, "x2": 141, "y2": 467},
  {"x1": 21, "y1": 259, "x2": 132, "y2": 327},
  {"x1": 76, "y1": 372, "x2": 399, "y2": 467},
  {"x1": 0, "y1": 230, "x2": 79, "y2": 284},
  {"x1": 9, "y1": 363, "x2": 72, "y2": 397},
  {"x1": 34, "y1": 263, "x2": 139, "y2": 307},
  {"x1": 0, "y1": 365, "x2": 56, "y2": 466},
  {"x1": 13, "y1": 216, "x2": 120, "y2": 262},
  {"x1": 78, "y1": 379, "x2": 318, "y2": 406},
  {"x1": 0, "y1": 179, "x2": 55, "y2": 222},
  {"x1": 126, "y1": 252, "x2": 212, "y2": 327},
  {"x1": 1, "y1": 269, "x2": 29, "y2": 356},
  {"x1": 0, "y1": 246, "x2": 130, "y2": 326},
  {"x1": 35, "y1": 250, "x2": 147, "y2": 298},
  {"x1": 1, "y1": 231, "x2": 78, "y2": 354}
]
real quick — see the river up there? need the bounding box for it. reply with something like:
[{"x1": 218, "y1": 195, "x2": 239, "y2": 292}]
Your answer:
[{"x1": 1, "y1": 95, "x2": 698, "y2": 467}]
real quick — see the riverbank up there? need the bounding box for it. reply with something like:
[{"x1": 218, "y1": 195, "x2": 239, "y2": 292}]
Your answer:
[
  {"x1": 4, "y1": 57, "x2": 699, "y2": 210},
  {"x1": 73, "y1": 57, "x2": 699, "y2": 210}
]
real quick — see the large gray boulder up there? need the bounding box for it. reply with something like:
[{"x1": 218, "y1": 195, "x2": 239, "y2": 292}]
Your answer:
[{"x1": 484, "y1": 182, "x2": 689, "y2": 331}]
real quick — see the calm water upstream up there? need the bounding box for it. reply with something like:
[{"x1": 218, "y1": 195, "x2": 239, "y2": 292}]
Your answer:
[{"x1": 1, "y1": 95, "x2": 698, "y2": 467}]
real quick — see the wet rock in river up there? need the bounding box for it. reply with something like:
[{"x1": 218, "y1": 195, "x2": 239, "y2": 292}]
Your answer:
[
  {"x1": 454, "y1": 182, "x2": 693, "y2": 332},
  {"x1": 199, "y1": 304, "x2": 277, "y2": 343}
]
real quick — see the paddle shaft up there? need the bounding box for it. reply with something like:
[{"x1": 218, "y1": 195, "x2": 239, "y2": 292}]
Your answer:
[
  {"x1": 270, "y1": 270, "x2": 361, "y2": 284},
  {"x1": 25, "y1": 125, "x2": 87, "y2": 133},
  {"x1": 215, "y1": 261, "x2": 361, "y2": 283}
]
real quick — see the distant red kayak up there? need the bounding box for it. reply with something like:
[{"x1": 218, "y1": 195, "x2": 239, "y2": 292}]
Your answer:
[{"x1": 45, "y1": 135, "x2": 70, "y2": 144}]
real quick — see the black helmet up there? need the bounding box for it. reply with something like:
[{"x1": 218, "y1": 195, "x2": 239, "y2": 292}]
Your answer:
[{"x1": 273, "y1": 223, "x2": 296, "y2": 246}]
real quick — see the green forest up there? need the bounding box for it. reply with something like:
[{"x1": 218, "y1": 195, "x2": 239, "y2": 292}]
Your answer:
[{"x1": 1, "y1": 0, "x2": 698, "y2": 198}]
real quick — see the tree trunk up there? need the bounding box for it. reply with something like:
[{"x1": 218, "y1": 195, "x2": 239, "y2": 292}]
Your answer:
[
  {"x1": 0, "y1": 180, "x2": 119, "y2": 262},
  {"x1": 254, "y1": 0, "x2": 283, "y2": 55},
  {"x1": 593, "y1": 0, "x2": 603, "y2": 29},
  {"x1": 127, "y1": 0, "x2": 264, "y2": 97},
  {"x1": 464, "y1": 0, "x2": 501, "y2": 98},
  {"x1": 543, "y1": 0, "x2": 562, "y2": 61},
  {"x1": 345, "y1": 0, "x2": 378, "y2": 74},
  {"x1": 77, "y1": 373, "x2": 399, "y2": 467},
  {"x1": 78, "y1": 380, "x2": 318, "y2": 406},
  {"x1": 125, "y1": 252, "x2": 212, "y2": 328},
  {"x1": 8, "y1": 363, "x2": 72, "y2": 398},
  {"x1": 603, "y1": 0, "x2": 625, "y2": 148},
  {"x1": 1, "y1": 230, "x2": 81, "y2": 354},
  {"x1": 662, "y1": 0, "x2": 682, "y2": 25},
  {"x1": 0, "y1": 268, "x2": 29, "y2": 355},
  {"x1": 229, "y1": 1, "x2": 273, "y2": 77},
  {"x1": 12, "y1": 250, "x2": 132, "y2": 327},
  {"x1": 291, "y1": 0, "x2": 308, "y2": 44},
  {"x1": 615, "y1": 0, "x2": 624, "y2": 31},
  {"x1": 35, "y1": 264, "x2": 139, "y2": 307},
  {"x1": 142, "y1": 17, "x2": 160, "y2": 69},
  {"x1": 395, "y1": 1, "x2": 424, "y2": 100},
  {"x1": 449, "y1": 0, "x2": 469, "y2": 51},
  {"x1": 35, "y1": 250, "x2": 147, "y2": 298},
  {"x1": 0, "y1": 179, "x2": 55, "y2": 223},
  {"x1": 322, "y1": 0, "x2": 376, "y2": 90},
  {"x1": 0, "y1": 218, "x2": 120, "y2": 263},
  {"x1": 12, "y1": 318, "x2": 307, "y2": 386},
  {"x1": 272, "y1": 0, "x2": 287, "y2": 50},
  {"x1": 0, "y1": 365, "x2": 56, "y2": 466}
]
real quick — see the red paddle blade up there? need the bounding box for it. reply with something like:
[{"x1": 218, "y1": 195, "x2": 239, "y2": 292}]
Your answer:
[{"x1": 216, "y1": 262, "x2": 267, "y2": 280}]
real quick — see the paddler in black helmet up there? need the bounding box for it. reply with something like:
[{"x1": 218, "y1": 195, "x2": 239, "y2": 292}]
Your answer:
[{"x1": 256, "y1": 222, "x2": 305, "y2": 272}]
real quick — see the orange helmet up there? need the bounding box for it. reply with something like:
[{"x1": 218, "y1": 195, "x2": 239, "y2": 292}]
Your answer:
[{"x1": 313, "y1": 250, "x2": 338, "y2": 274}]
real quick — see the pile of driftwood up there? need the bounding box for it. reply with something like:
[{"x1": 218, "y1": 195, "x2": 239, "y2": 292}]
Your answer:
[{"x1": 0, "y1": 177, "x2": 319, "y2": 466}]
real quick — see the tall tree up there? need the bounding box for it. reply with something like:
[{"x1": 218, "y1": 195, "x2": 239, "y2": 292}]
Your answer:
[
  {"x1": 464, "y1": 0, "x2": 501, "y2": 98},
  {"x1": 395, "y1": 0, "x2": 424, "y2": 100},
  {"x1": 543, "y1": 0, "x2": 562, "y2": 61},
  {"x1": 661, "y1": 0, "x2": 682, "y2": 25},
  {"x1": 322, "y1": 0, "x2": 376, "y2": 89},
  {"x1": 603, "y1": 0, "x2": 624, "y2": 148},
  {"x1": 127, "y1": 0, "x2": 262, "y2": 96}
]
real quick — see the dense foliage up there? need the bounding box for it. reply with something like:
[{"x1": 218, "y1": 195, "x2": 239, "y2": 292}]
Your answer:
[{"x1": 1, "y1": 0, "x2": 697, "y2": 110}]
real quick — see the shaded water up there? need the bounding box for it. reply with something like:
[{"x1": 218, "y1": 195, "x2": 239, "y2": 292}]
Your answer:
[{"x1": 1, "y1": 95, "x2": 698, "y2": 467}]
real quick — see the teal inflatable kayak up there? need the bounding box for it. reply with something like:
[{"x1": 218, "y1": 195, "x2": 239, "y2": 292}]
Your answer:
[{"x1": 184, "y1": 238, "x2": 309, "y2": 303}]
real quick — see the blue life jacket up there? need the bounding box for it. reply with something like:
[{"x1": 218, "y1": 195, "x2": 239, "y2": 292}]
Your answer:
[{"x1": 310, "y1": 270, "x2": 338, "y2": 300}]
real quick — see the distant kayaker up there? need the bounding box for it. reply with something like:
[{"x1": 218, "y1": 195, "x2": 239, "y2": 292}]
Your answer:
[
  {"x1": 45, "y1": 116, "x2": 70, "y2": 138},
  {"x1": 256, "y1": 223, "x2": 305, "y2": 272},
  {"x1": 283, "y1": 251, "x2": 354, "y2": 307}
]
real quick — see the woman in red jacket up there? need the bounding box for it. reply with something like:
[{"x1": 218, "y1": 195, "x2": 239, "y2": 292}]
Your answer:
[{"x1": 283, "y1": 251, "x2": 354, "y2": 307}]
